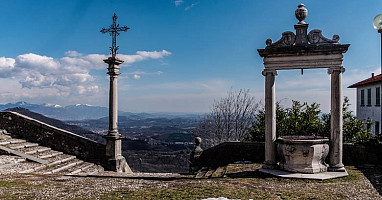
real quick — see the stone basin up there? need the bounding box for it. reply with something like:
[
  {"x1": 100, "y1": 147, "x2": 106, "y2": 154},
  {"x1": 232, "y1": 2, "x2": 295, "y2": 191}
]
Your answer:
[{"x1": 277, "y1": 135, "x2": 329, "y2": 174}]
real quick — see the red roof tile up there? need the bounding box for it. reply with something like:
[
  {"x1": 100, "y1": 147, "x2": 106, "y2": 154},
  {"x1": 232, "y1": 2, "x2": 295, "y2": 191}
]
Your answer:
[{"x1": 348, "y1": 74, "x2": 382, "y2": 88}]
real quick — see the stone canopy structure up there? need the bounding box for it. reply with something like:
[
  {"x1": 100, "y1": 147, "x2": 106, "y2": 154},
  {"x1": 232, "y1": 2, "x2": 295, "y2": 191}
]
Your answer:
[{"x1": 257, "y1": 4, "x2": 350, "y2": 173}]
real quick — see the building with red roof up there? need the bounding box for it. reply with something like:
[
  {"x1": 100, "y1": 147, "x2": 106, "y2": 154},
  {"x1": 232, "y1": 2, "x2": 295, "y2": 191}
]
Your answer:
[{"x1": 348, "y1": 73, "x2": 381, "y2": 134}]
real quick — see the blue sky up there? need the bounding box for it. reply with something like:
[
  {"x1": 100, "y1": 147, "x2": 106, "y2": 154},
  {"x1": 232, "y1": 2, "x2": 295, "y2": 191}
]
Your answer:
[{"x1": 0, "y1": 0, "x2": 381, "y2": 113}]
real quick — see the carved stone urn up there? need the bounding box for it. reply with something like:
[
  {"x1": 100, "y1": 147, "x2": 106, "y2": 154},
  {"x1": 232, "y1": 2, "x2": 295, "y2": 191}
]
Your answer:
[
  {"x1": 276, "y1": 136, "x2": 329, "y2": 174},
  {"x1": 295, "y1": 3, "x2": 308, "y2": 24}
]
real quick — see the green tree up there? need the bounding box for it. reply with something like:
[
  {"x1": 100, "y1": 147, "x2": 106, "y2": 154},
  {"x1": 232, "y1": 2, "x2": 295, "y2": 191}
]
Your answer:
[
  {"x1": 249, "y1": 97, "x2": 374, "y2": 144},
  {"x1": 341, "y1": 96, "x2": 374, "y2": 144},
  {"x1": 249, "y1": 100, "x2": 324, "y2": 142}
]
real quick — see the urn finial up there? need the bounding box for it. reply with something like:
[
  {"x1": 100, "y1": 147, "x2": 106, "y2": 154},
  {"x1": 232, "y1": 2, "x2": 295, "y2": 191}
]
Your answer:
[{"x1": 295, "y1": 3, "x2": 308, "y2": 24}]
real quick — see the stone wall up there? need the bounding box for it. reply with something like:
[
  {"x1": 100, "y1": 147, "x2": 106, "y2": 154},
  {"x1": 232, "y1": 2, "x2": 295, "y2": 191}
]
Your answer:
[
  {"x1": 192, "y1": 141, "x2": 382, "y2": 170},
  {"x1": 0, "y1": 111, "x2": 106, "y2": 165},
  {"x1": 343, "y1": 143, "x2": 382, "y2": 166},
  {"x1": 192, "y1": 142, "x2": 265, "y2": 169}
]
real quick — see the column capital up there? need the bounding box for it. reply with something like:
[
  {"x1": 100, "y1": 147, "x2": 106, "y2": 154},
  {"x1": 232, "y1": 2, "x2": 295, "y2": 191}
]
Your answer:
[
  {"x1": 328, "y1": 66, "x2": 345, "y2": 74},
  {"x1": 262, "y1": 69, "x2": 278, "y2": 76}
]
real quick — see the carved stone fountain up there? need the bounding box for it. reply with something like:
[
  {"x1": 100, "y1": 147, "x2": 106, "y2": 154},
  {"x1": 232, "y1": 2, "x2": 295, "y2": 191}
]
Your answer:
[{"x1": 277, "y1": 136, "x2": 329, "y2": 173}]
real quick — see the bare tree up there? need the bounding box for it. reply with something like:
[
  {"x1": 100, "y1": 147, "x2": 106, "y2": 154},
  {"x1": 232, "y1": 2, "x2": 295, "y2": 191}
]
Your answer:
[{"x1": 195, "y1": 89, "x2": 259, "y2": 148}]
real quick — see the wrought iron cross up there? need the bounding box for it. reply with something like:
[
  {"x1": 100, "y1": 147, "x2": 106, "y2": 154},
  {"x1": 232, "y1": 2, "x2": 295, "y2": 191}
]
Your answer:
[{"x1": 100, "y1": 13, "x2": 129, "y2": 57}]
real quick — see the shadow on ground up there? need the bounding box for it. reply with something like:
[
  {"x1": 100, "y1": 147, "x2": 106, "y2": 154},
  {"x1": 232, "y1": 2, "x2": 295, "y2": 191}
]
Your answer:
[
  {"x1": 357, "y1": 164, "x2": 382, "y2": 196},
  {"x1": 224, "y1": 169, "x2": 273, "y2": 179}
]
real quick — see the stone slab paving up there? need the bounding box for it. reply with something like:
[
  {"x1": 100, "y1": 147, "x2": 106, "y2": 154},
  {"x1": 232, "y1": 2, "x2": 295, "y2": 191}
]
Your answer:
[{"x1": 259, "y1": 168, "x2": 349, "y2": 180}]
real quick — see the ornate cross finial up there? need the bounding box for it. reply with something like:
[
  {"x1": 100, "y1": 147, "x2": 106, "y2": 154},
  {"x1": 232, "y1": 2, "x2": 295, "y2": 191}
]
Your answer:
[{"x1": 100, "y1": 13, "x2": 130, "y2": 57}]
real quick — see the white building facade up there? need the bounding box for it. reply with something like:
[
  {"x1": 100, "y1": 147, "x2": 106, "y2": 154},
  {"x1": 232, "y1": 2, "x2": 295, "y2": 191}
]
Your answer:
[{"x1": 348, "y1": 73, "x2": 381, "y2": 134}]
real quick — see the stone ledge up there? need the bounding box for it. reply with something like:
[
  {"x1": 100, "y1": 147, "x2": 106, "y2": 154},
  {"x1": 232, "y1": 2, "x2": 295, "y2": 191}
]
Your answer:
[{"x1": 259, "y1": 168, "x2": 348, "y2": 180}]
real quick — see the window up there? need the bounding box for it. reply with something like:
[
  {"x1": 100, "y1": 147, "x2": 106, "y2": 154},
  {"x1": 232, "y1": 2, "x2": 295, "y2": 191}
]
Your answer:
[
  {"x1": 376, "y1": 87, "x2": 381, "y2": 106},
  {"x1": 367, "y1": 88, "x2": 372, "y2": 106},
  {"x1": 361, "y1": 89, "x2": 365, "y2": 106},
  {"x1": 376, "y1": 121, "x2": 380, "y2": 134}
]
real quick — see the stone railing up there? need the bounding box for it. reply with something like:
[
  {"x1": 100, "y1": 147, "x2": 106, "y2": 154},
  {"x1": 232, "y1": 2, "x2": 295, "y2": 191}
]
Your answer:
[
  {"x1": 0, "y1": 111, "x2": 106, "y2": 165},
  {"x1": 190, "y1": 140, "x2": 382, "y2": 172}
]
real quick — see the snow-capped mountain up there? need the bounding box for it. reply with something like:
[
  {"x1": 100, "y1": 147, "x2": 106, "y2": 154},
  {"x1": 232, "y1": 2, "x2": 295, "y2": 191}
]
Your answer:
[{"x1": 0, "y1": 101, "x2": 108, "y2": 120}]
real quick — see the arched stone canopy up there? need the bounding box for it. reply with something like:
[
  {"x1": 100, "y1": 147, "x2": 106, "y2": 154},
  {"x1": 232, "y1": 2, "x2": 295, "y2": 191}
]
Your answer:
[{"x1": 257, "y1": 4, "x2": 350, "y2": 172}]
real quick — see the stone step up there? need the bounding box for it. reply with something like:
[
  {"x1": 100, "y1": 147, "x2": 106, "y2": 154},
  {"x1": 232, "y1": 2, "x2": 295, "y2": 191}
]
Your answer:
[
  {"x1": 38, "y1": 151, "x2": 63, "y2": 159},
  {"x1": 77, "y1": 164, "x2": 103, "y2": 175},
  {"x1": 66, "y1": 162, "x2": 95, "y2": 175},
  {"x1": 204, "y1": 169, "x2": 215, "y2": 178},
  {"x1": 0, "y1": 139, "x2": 27, "y2": 145},
  {"x1": 0, "y1": 145, "x2": 48, "y2": 165},
  {"x1": 44, "y1": 160, "x2": 84, "y2": 175},
  {"x1": 211, "y1": 166, "x2": 226, "y2": 178},
  {"x1": 46, "y1": 155, "x2": 76, "y2": 167},
  {"x1": 19, "y1": 155, "x2": 76, "y2": 174},
  {"x1": 0, "y1": 132, "x2": 102, "y2": 176},
  {"x1": 195, "y1": 169, "x2": 208, "y2": 178},
  {"x1": 23, "y1": 147, "x2": 51, "y2": 155},
  {"x1": 7, "y1": 142, "x2": 39, "y2": 150},
  {"x1": 0, "y1": 134, "x2": 13, "y2": 141}
]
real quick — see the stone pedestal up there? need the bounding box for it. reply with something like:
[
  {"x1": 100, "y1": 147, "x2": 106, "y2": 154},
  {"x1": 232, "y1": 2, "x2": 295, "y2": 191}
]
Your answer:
[
  {"x1": 104, "y1": 134, "x2": 132, "y2": 173},
  {"x1": 262, "y1": 69, "x2": 278, "y2": 169},
  {"x1": 328, "y1": 67, "x2": 346, "y2": 172},
  {"x1": 103, "y1": 57, "x2": 132, "y2": 173}
]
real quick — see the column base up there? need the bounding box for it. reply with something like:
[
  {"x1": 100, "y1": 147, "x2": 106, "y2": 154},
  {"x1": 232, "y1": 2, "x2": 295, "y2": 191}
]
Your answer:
[
  {"x1": 328, "y1": 166, "x2": 346, "y2": 172},
  {"x1": 106, "y1": 155, "x2": 132, "y2": 173}
]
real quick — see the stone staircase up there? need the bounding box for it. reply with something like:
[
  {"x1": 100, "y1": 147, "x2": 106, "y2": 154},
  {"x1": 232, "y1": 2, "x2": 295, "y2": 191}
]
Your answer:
[
  {"x1": 0, "y1": 130, "x2": 103, "y2": 176},
  {"x1": 194, "y1": 166, "x2": 227, "y2": 178}
]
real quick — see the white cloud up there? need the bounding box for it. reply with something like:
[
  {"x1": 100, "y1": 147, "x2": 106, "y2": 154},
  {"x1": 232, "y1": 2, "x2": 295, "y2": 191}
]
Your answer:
[
  {"x1": 174, "y1": 0, "x2": 184, "y2": 7},
  {"x1": 0, "y1": 49, "x2": 171, "y2": 105},
  {"x1": 65, "y1": 50, "x2": 82, "y2": 57},
  {"x1": 185, "y1": 2, "x2": 199, "y2": 11},
  {"x1": 59, "y1": 50, "x2": 171, "y2": 70},
  {"x1": 127, "y1": 70, "x2": 163, "y2": 75},
  {"x1": 118, "y1": 50, "x2": 171, "y2": 67},
  {"x1": 134, "y1": 74, "x2": 141, "y2": 80},
  {"x1": 16, "y1": 53, "x2": 59, "y2": 71},
  {"x1": 0, "y1": 57, "x2": 15, "y2": 77},
  {"x1": 0, "y1": 57, "x2": 15, "y2": 69}
]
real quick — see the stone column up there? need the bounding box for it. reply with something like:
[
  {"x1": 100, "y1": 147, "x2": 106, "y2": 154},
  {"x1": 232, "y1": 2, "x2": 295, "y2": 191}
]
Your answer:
[
  {"x1": 328, "y1": 66, "x2": 346, "y2": 172},
  {"x1": 262, "y1": 69, "x2": 278, "y2": 169},
  {"x1": 103, "y1": 57, "x2": 132, "y2": 173}
]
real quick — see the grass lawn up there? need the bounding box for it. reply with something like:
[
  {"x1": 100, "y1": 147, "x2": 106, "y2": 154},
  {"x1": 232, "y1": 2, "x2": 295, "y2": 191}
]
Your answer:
[
  {"x1": 100, "y1": 165, "x2": 382, "y2": 200},
  {"x1": 0, "y1": 164, "x2": 380, "y2": 199}
]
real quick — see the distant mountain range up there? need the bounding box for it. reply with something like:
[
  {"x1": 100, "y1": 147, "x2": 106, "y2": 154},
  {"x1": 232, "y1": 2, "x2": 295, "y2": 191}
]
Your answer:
[{"x1": 0, "y1": 101, "x2": 202, "y2": 121}]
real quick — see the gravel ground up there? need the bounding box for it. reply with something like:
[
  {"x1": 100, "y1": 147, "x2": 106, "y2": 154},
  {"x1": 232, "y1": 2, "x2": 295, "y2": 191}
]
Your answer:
[{"x1": 0, "y1": 163, "x2": 380, "y2": 199}]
